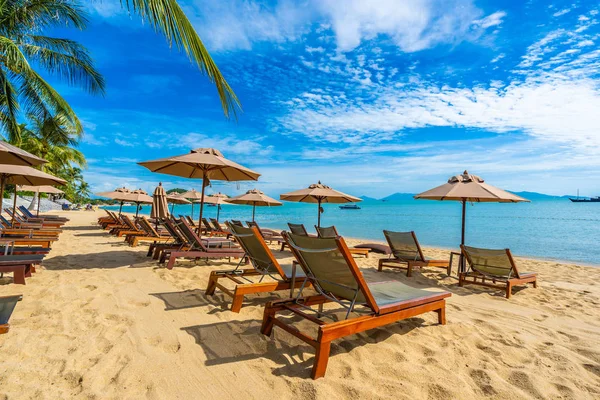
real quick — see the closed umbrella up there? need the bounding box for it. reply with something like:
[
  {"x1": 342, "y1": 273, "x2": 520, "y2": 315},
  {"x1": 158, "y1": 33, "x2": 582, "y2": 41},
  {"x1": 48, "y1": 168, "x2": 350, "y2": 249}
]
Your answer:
[
  {"x1": 96, "y1": 187, "x2": 131, "y2": 215},
  {"x1": 228, "y1": 189, "x2": 281, "y2": 222},
  {"x1": 166, "y1": 193, "x2": 191, "y2": 215},
  {"x1": 414, "y1": 170, "x2": 530, "y2": 272},
  {"x1": 151, "y1": 183, "x2": 169, "y2": 221},
  {"x1": 17, "y1": 185, "x2": 64, "y2": 216},
  {"x1": 0, "y1": 165, "x2": 66, "y2": 225},
  {"x1": 138, "y1": 148, "x2": 260, "y2": 229},
  {"x1": 280, "y1": 181, "x2": 361, "y2": 227}
]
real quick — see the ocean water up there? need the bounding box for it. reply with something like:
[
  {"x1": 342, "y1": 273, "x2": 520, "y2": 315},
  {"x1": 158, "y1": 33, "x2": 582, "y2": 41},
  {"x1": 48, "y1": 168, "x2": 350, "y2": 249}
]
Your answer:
[{"x1": 105, "y1": 198, "x2": 600, "y2": 265}]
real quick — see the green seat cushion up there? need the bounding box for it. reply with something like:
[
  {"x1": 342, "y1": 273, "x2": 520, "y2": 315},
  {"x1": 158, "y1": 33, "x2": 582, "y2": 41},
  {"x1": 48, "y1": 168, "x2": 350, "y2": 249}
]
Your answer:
[{"x1": 367, "y1": 280, "x2": 442, "y2": 309}]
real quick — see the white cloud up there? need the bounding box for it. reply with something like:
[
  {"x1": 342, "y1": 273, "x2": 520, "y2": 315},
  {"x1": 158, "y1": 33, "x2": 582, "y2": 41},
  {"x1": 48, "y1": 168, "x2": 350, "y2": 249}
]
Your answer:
[
  {"x1": 553, "y1": 8, "x2": 572, "y2": 17},
  {"x1": 472, "y1": 11, "x2": 506, "y2": 29},
  {"x1": 115, "y1": 138, "x2": 134, "y2": 147}
]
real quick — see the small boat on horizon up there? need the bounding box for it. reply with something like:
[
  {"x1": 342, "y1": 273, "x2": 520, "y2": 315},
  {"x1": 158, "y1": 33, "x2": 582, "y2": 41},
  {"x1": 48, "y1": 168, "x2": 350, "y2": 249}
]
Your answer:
[
  {"x1": 569, "y1": 190, "x2": 600, "y2": 203},
  {"x1": 339, "y1": 204, "x2": 361, "y2": 210}
]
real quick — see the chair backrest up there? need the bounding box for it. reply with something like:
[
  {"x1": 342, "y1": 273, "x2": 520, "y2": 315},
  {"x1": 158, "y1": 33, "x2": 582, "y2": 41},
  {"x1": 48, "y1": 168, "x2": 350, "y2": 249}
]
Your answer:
[
  {"x1": 287, "y1": 223, "x2": 308, "y2": 236},
  {"x1": 210, "y1": 218, "x2": 223, "y2": 231},
  {"x1": 121, "y1": 215, "x2": 139, "y2": 231},
  {"x1": 4, "y1": 208, "x2": 21, "y2": 222},
  {"x1": 185, "y1": 216, "x2": 196, "y2": 227},
  {"x1": 246, "y1": 221, "x2": 259, "y2": 229},
  {"x1": 139, "y1": 217, "x2": 160, "y2": 237},
  {"x1": 315, "y1": 225, "x2": 339, "y2": 239},
  {"x1": 177, "y1": 217, "x2": 207, "y2": 251},
  {"x1": 383, "y1": 230, "x2": 425, "y2": 262},
  {"x1": 461, "y1": 245, "x2": 519, "y2": 279},
  {"x1": 19, "y1": 205, "x2": 35, "y2": 218},
  {"x1": 202, "y1": 218, "x2": 214, "y2": 231},
  {"x1": 231, "y1": 220, "x2": 243, "y2": 227},
  {"x1": 284, "y1": 232, "x2": 378, "y2": 313},
  {"x1": 0, "y1": 215, "x2": 13, "y2": 227},
  {"x1": 161, "y1": 219, "x2": 186, "y2": 243},
  {"x1": 226, "y1": 222, "x2": 286, "y2": 279},
  {"x1": 0, "y1": 295, "x2": 22, "y2": 325}
]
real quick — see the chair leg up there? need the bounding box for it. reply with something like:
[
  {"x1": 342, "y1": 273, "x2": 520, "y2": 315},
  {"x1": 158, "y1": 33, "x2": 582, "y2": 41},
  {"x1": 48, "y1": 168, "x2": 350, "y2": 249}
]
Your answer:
[
  {"x1": 377, "y1": 259, "x2": 383, "y2": 272},
  {"x1": 506, "y1": 283, "x2": 512, "y2": 299},
  {"x1": 13, "y1": 267, "x2": 26, "y2": 285},
  {"x1": 446, "y1": 264, "x2": 452, "y2": 276},
  {"x1": 458, "y1": 273, "x2": 464, "y2": 287},
  {"x1": 437, "y1": 304, "x2": 446, "y2": 325},
  {"x1": 533, "y1": 280, "x2": 538, "y2": 288},
  {"x1": 406, "y1": 263, "x2": 412, "y2": 277},
  {"x1": 166, "y1": 255, "x2": 176, "y2": 270},
  {"x1": 261, "y1": 303, "x2": 277, "y2": 336},
  {"x1": 311, "y1": 339, "x2": 331, "y2": 379},
  {"x1": 231, "y1": 290, "x2": 244, "y2": 313},
  {"x1": 205, "y1": 272, "x2": 219, "y2": 295}
]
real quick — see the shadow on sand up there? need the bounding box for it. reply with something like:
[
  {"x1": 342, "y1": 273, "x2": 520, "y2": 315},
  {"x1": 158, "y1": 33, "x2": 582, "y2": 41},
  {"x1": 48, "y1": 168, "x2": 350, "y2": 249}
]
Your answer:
[
  {"x1": 43, "y1": 250, "x2": 151, "y2": 270},
  {"x1": 180, "y1": 316, "x2": 423, "y2": 378}
]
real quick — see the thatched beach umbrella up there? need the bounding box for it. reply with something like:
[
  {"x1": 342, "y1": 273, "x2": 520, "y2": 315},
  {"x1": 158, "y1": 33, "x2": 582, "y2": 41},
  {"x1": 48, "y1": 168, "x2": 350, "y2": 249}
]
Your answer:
[
  {"x1": 17, "y1": 185, "x2": 64, "y2": 216},
  {"x1": 166, "y1": 193, "x2": 191, "y2": 215},
  {"x1": 0, "y1": 141, "x2": 47, "y2": 213},
  {"x1": 228, "y1": 189, "x2": 281, "y2": 222},
  {"x1": 280, "y1": 181, "x2": 361, "y2": 227},
  {"x1": 125, "y1": 189, "x2": 153, "y2": 218},
  {"x1": 414, "y1": 170, "x2": 529, "y2": 271},
  {"x1": 96, "y1": 187, "x2": 131, "y2": 215},
  {"x1": 151, "y1": 183, "x2": 169, "y2": 221},
  {"x1": 138, "y1": 148, "x2": 260, "y2": 229},
  {"x1": 0, "y1": 165, "x2": 66, "y2": 224}
]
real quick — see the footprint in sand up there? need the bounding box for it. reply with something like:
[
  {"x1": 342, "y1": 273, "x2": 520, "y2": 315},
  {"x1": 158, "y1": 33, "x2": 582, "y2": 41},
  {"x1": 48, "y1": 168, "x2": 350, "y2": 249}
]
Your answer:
[
  {"x1": 470, "y1": 369, "x2": 497, "y2": 396},
  {"x1": 508, "y1": 371, "x2": 542, "y2": 399}
]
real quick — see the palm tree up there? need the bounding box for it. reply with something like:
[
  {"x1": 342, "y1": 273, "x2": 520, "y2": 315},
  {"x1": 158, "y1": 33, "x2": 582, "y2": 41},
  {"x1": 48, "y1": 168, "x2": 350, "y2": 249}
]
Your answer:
[
  {"x1": 0, "y1": 0, "x2": 105, "y2": 141},
  {"x1": 120, "y1": 0, "x2": 240, "y2": 118},
  {"x1": 75, "y1": 180, "x2": 91, "y2": 201}
]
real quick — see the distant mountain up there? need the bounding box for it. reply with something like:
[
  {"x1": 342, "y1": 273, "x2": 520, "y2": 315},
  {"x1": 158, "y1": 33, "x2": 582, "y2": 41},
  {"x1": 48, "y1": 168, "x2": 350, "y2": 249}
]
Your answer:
[
  {"x1": 509, "y1": 191, "x2": 565, "y2": 200},
  {"x1": 359, "y1": 195, "x2": 379, "y2": 201},
  {"x1": 380, "y1": 192, "x2": 416, "y2": 201}
]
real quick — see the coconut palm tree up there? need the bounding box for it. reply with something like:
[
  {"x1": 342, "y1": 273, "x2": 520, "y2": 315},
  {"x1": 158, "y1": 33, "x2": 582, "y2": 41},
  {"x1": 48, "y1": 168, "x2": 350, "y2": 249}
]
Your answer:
[
  {"x1": 0, "y1": 0, "x2": 106, "y2": 141},
  {"x1": 75, "y1": 180, "x2": 91, "y2": 201},
  {"x1": 120, "y1": 0, "x2": 240, "y2": 118}
]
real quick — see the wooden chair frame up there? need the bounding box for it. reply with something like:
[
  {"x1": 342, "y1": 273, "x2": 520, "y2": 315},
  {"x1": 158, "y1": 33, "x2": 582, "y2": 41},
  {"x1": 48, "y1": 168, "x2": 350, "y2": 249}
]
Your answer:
[
  {"x1": 261, "y1": 233, "x2": 450, "y2": 379},
  {"x1": 205, "y1": 224, "x2": 306, "y2": 312},
  {"x1": 378, "y1": 231, "x2": 451, "y2": 277},
  {"x1": 165, "y1": 218, "x2": 245, "y2": 270},
  {"x1": 459, "y1": 245, "x2": 537, "y2": 299}
]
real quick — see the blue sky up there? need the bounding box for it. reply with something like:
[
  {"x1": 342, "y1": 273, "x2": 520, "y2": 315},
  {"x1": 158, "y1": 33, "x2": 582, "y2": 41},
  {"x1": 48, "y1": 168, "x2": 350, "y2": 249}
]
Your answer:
[{"x1": 48, "y1": 0, "x2": 600, "y2": 198}]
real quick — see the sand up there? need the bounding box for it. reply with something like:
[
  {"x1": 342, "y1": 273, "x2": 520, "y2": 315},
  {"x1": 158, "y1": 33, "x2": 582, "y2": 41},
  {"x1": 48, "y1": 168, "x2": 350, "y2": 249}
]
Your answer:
[{"x1": 1, "y1": 210, "x2": 599, "y2": 399}]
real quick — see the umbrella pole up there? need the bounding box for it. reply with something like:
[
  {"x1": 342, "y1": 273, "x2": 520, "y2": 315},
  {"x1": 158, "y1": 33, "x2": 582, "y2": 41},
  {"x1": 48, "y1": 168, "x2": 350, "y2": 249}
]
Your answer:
[
  {"x1": 171, "y1": 203, "x2": 175, "y2": 215},
  {"x1": 135, "y1": 202, "x2": 140, "y2": 218},
  {"x1": 191, "y1": 202, "x2": 194, "y2": 218},
  {"x1": 217, "y1": 204, "x2": 220, "y2": 222},
  {"x1": 198, "y1": 173, "x2": 207, "y2": 233},
  {"x1": 0, "y1": 175, "x2": 5, "y2": 215},
  {"x1": 252, "y1": 202, "x2": 256, "y2": 222},
  {"x1": 317, "y1": 198, "x2": 322, "y2": 228},
  {"x1": 11, "y1": 190, "x2": 18, "y2": 226},
  {"x1": 460, "y1": 199, "x2": 466, "y2": 273},
  {"x1": 37, "y1": 191, "x2": 41, "y2": 216},
  {"x1": 118, "y1": 201, "x2": 124, "y2": 215}
]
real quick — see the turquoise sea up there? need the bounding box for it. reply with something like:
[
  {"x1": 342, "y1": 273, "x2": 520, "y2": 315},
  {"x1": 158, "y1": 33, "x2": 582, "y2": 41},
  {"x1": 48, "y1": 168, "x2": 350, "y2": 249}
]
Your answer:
[{"x1": 105, "y1": 198, "x2": 600, "y2": 266}]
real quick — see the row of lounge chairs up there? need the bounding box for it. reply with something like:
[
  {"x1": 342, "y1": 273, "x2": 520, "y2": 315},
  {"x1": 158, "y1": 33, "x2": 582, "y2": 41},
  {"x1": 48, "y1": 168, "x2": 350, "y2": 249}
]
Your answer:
[{"x1": 100, "y1": 210, "x2": 537, "y2": 379}]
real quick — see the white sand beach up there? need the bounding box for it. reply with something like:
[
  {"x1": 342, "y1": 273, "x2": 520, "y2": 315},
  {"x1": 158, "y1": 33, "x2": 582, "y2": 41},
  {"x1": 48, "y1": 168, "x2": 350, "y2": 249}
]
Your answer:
[{"x1": 1, "y1": 210, "x2": 599, "y2": 399}]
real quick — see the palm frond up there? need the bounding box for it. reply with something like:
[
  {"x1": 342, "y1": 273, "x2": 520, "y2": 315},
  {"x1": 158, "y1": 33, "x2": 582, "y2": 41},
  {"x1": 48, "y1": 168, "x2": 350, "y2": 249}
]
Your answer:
[
  {"x1": 0, "y1": 0, "x2": 88, "y2": 33},
  {"x1": 0, "y1": 35, "x2": 31, "y2": 73},
  {"x1": 121, "y1": 0, "x2": 241, "y2": 119},
  {"x1": 0, "y1": 67, "x2": 21, "y2": 141},
  {"x1": 16, "y1": 68, "x2": 83, "y2": 134},
  {"x1": 21, "y1": 35, "x2": 105, "y2": 95}
]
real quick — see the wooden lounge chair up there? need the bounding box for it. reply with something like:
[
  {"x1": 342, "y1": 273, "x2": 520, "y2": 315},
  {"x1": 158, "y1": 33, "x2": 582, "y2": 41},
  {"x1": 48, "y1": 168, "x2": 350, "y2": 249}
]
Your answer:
[
  {"x1": 1, "y1": 295, "x2": 22, "y2": 334},
  {"x1": 210, "y1": 218, "x2": 231, "y2": 237},
  {"x1": 246, "y1": 221, "x2": 287, "y2": 251},
  {"x1": 261, "y1": 232, "x2": 451, "y2": 379},
  {"x1": 19, "y1": 205, "x2": 68, "y2": 222},
  {"x1": 127, "y1": 217, "x2": 173, "y2": 247},
  {"x1": 202, "y1": 218, "x2": 228, "y2": 237},
  {"x1": 314, "y1": 225, "x2": 370, "y2": 258},
  {"x1": 0, "y1": 254, "x2": 45, "y2": 285},
  {"x1": 165, "y1": 218, "x2": 245, "y2": 270},
  {"x1": 5, "y1": 208, "x2": 63, "y2": 229},
  {"x1": 378, "y1": 230, "x2": 451, "y2": 277},
  {"x1": 460, "y1": 245, "x2": 537, "y2": 299},
  {"x1": 111, "y1": 215, "x2": 144, "y2": 237},
  {"x1": 205, "y1": 223, "x2": 307, "y2": 312},
  {"x1": 0, "y1": 218, "x2": 61, "y2": 238},
  {"x1": 230, "y1": 220, "x2": 243, "y2": 227}
]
